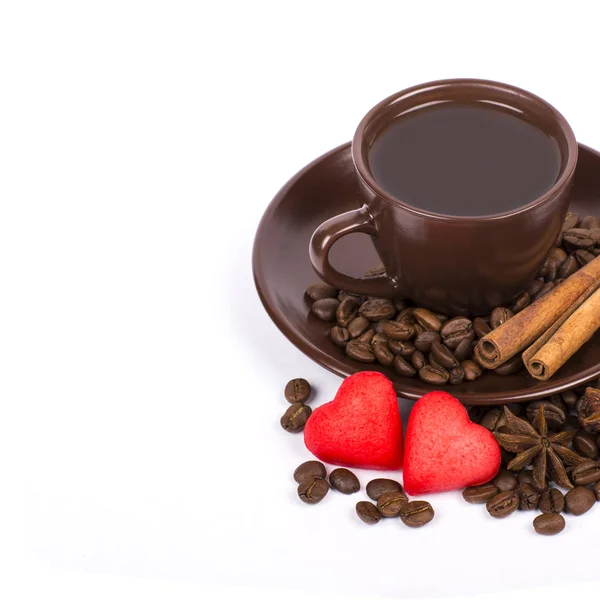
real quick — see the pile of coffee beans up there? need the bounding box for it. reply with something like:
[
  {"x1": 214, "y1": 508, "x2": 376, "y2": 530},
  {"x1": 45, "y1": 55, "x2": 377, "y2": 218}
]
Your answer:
[
  {"x1": 280, "y1": 378, "x2": 313, "y2": 433},
  {"x1": 306, "y1": 211, "x2": 599, "y2": 386}
]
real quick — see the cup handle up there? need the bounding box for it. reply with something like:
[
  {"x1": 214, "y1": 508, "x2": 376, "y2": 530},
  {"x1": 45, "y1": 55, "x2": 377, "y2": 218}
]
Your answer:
[{"x1": 309, "y1": 205, "x2": 399, "y2": 297}]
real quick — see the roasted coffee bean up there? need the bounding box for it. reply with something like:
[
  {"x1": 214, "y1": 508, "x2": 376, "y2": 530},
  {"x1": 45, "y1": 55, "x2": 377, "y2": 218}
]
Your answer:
[
  {"x1": 533, "y1": 512, "x2": 565, "y2": 535},
  {"x1": 453, "y1": 337, "x2": 473, "y2": 362},
  {"x1": 532, "y1": 281, "x2": 555, "y2": 301},
  {"x1": 571, "y1": 459, "x2": 600, "y2": 485},
  {"x1": 311, "y1": 298, "x2": 340, "y2": 321},
  {"x1": 543, "y1": 259, "x2": 558, "y2": 282},
  {"x1": 330, "y1": 326, "x2": 351, "y2": 347},
  {"x1": 490, "y1": 307, "x2": 514, "y2": 329},
  {"x1": 561, "y1": 390, "x2": 579, "y2": 409},
  {"x1": 493, "y1": 468, "x2": 518, "y2": 492},
  {"x1": 357, "y1": 330, "x2": 375, "y2": 344},
  {"x1": 516, "y1": 483, "x2": 540, "y2": 510},
  {"x1": 430, "y1": 340, "x2": 459, "y2": 369},
  {"x1": 377, "y1": 491, "x2": 408, "y2": 517},
  {"x1": 573, "y1": 432, "x2": 599, "y2": 460},
  {"x1": 548, "y1": 246, "x2": 568, "y2": 264},
  {"x1": 414, "y1": 331, "x2": 441, "y2": 352},
  {"x1": 413, "y1": 323, "x2": 425, "y2": 335},
  {"x1": 281, "y1": 403, "x2": 312, "y2": 432},
  {"x1": 539, "y1": 488, "x2": 565, "y2": 513},
  {"x1": 480, "y1": 407, "x2": 504, "y2": 431},
  {"x1": 419, "y1": 364, "x2": 449, "y2": 385},
  {"x1": 449, "y1": 366, "x2": 465, "y2": 385},
  {"x1": 374, "y1": 342, "x2": 394, "y2": 366},
  {"x1": 594, "y1": 481, "x2": 600, "y2": 500},
  {"x1": 518, "y1": 470, "x2": 547, "y2": 492},
  {"x1": 338, "y1": 291, "x2": 366, "y2": 305},
  {"x1": 284, "y1": 378, "x2": 312, "y2": 404},
  {"x1": 526, "y1": 278, "x2": 545, "y2": 298},
  {"x1": 428, "y1": 355, "x2": 445, "y2": 370},
  {"x1": 510, "y1": 291, "x2": 531, "y2": 313},
  {"x1": 494, "y1": 354, "x2": 523, "y2": 376},
  {"x1": 394, "y1": 355, "x2": 417, "y2": 377},
  {"x1": 297, "y1": 476, "x2": 329, "y2": 504},
  {"x1": 376, "y1": 320, "x2": 414, "y2": 341},
  {"x1": 359, "y1": 298, "x2": 396, "y2": 321},
  {"x1": 396, "y1": 307, "x2": 415, "y2": 324},
  {"x1": 411, "y1": 350, "x2": 427, "y2": 370},
  {"x1": 527, "y1": 400, "x2": 566, "y2": 430},
  {"x1": 388, "y1": 339, "x2": 415, "y2": 357},
  {"x1": 399, "y1": 501, "x2": 434, "y2": 527},
  {"x1": 462, "y1": 483, "x2": 499, "y2": 504},
  {"x1": 461, "y1": 360, "x2": 483, "y2": 381},
  {"x1": 440, "y1": 317, "x2": 474, "y2": 349},
  {"x1": 575, "y1": 249, "x2": 596, "y2": 266},
  {"x1": 564, "y1": 228, "x2": 594, "y2": 250},
  {"x1": 565, "y1": 486, "x2": 596, "y2": 515},
  {"x1": 413, "y1": 308, "x2": 442, "y2": 332},
  {"x1": 589, "y1": 228, "x2": 600, "y2": 244},
  {"x1": 356, "y1": 501, "x2": 381, "y2": 524},
  {"x1": 294, "y1": 461, "x2": 327, "y2": 483},
  {"x1": 371, "y1": 332, "x2": 388, "y2": 346},
  {"x1": 306, "y1": 282, "x2": 338, "y2": 301},
  {"x1": 347, "y1": 316, "x2": 370, "y2": 338},
  {"x1": 562, "y1": 212, "x2": 580, "y2": 231},
  {"x1": 473, "y1": 317, "x2": 492, "y2": 339},
  {"x1": 329, "y1": 468, "x2": 360, "y2": 494},
  {"x1": 581, "y1": 215, "x2": 600, "y2": 229},
  {"x1": 336, "y1": 297, "x2": 359, "y2": 327},
  {"x1": 558, "y1": 255, "x2": 578, "y2": 279},
  {"x1": 486, "y1": 490, "x2": 519, "y2": 518},
  {"x1": 345, "y1": 340, "x2": 375, "y2": 363},
  {"x1": 366, "y1": 478, "x2": 403, "y2": 501}
]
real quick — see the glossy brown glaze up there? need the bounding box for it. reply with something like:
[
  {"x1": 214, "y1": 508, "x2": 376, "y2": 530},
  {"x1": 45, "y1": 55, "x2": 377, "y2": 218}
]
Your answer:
[
  {"x1": 309, "y1": 79, "x2": 577, "y2": 315},
  {"x1": 253, "y1": 142, "x2": 600, "y2": 405}
]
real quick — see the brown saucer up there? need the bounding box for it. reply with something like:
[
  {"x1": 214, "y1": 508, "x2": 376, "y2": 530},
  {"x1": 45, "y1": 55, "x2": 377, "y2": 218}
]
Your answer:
[{"x1": 253, "y1": 142, "x2": 600, "y2": 405}]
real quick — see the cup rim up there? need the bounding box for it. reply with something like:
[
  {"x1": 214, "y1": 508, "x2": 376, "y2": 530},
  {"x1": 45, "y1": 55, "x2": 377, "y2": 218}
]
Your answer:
[{"x1": 352, "y1": 78, "x2": 578, "y2": 222}]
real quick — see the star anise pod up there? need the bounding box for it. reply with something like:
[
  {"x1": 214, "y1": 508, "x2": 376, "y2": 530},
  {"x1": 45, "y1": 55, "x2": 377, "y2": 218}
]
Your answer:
[
  {"x1": 494, "y1": 405, "x2": 586, "y2": 490},
  {"x1": 577, "y1": 387, "x2": 600, "y2": 433}
]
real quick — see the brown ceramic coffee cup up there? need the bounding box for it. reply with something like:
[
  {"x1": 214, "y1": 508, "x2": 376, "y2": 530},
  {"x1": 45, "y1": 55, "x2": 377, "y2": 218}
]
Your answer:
[{"x1": 309, "y1": 79, "x2": 577, "y2": 315}]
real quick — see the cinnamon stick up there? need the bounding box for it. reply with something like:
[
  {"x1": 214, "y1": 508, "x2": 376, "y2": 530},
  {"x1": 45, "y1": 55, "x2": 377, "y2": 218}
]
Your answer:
[
  {"x1": 525, "y1": 287, "x2": 600, "y2": 380},
  {"x1": 474, "y1": 255, "x2": 600, "y2": 369}
]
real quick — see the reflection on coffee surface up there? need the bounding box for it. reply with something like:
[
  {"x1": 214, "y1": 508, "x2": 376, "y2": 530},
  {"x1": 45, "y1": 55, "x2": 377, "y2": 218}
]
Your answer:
[{"x1": 368, "y1": 102, "x2": 561, "y2": 216}]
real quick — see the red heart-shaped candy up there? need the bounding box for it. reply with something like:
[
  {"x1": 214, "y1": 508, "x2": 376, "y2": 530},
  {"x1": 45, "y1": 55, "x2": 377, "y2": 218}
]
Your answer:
[
  {"x1": 403, "y1": 391, "x2": 501, "y2": 494},
  {"x1": 304, "y1": 372, "x2": 403, "y2": 470}
]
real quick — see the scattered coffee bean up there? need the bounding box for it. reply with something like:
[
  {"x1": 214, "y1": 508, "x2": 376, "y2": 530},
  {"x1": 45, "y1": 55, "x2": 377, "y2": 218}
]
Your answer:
[
  {"x1": 399, "y1": 500, "x2": 434, "y2": 527},
  {"x1": 581, "y1": 215, "x2": 600, "y2": 229},
  {"x1": 366, "y1": 478, "x2": 403, "y2": 501},
  {"x1": 411, "y1": 350, "x2": 427, "y2": 370},
  {"x1": 518, "y1": 470, "x2": 546, "y2": 492},
  {"x1": 575, "y1": 249, "x2": 596, "y2": 266},
  {"x1": 388, "y1": 339, "x2": 415, "y2": 357},
  {"x1": 571, "y1": 459, "x2": 600, "y2": 485},
  {"x1": 532, "y1": 281, "x2": 555, "y2": 301},
  {"x1": 294, "y1": 461, "x2": 327, "y2": 483},
  {"x1": 527, "y1": 400, "x2": 566, "y2": 430},
  {"x1": 462, "y1": 483, "x2": 499, "y2": 504},
  {"x1": 562, "y1": 212, "x2": 580, "y2": 231},
  {"x1": 494, "y1": 354, "x2": 524, "y2": 376},
  {"x1": 430, "y1": 340, "x2": 459, "y2": 369},
  {"x1": 376, "y1": 320, "x2": 414, "y2": 341},
  {"x1": 440, "y1": 316, "x2": 474, "y2": 349},
  {"x1": 461, "y1": 360, "x2": 482, "y2": 381},
  {"x1": 336, "y1": 297, "x2": 359, "y2": 327},
  {"x1": 558, "y1": 255, "x2": 578, "y2": 279},
  {"x1": 306, "y1": 282, "x2": 338, "y2": 301},
  {"x1": 345, "y1": 340, "x2": 375, "y2": 363},
  {"x1": 490, "y1": 307, "x2": 514, "y2": 329},
  {"x1": 414, "y1": 331, "x2": 441, "y2": 352},
  {"x1": 539, "y1": 488, "x2": 565, "y2": 513},
  {"x1": 312, "y1": 298, "x2": 340, "y2": 321},
  {"x1": 526, "y1": 278, "x2": 545, "y2": 297},
  {"x1": 374, "y1": 342, "x2": 395, "y2": 366},
  {"x1": 280, "y1": 403, "x2": 312, "y2": 432},
  {"x1": 516, "y1": 483, "x2": 540, "y2": 510},
  {"x1": 486, "y1": 490, "x2": 519, "y2": 518},
  {"x1": 328, "y1": 468, "x2": 360, "y2": 494},
  {"x1": 347, "y1": 316, "x2": 370, "y2": 338},
  {"x1": 480, "y1": 407, "x2": 504, "y2": 431},
  {"x1": 356, "y1": 501, "x2": 381, "y2": 524},
  {"x1": 533, "y1": 512, "x2": 565, "y2": 535},
  {"x1": 284, "y1": 378, "x2": 311, "y2": 404},
  {"x1": 297, "y1": 476, "x2": 329, "y2": 504},
  {"x1": 359, "y1": 298, "x2": 396, "y2": 321},
  {"x1": 413, "y1": 308, "x2": 442, "y2": 332},
  {"x1": 377, "y1": 491, "x2": 409, "y2": 517},
  {"x1": 396, "y1": 307, "x2": 415, "y2": 324},
  {"x1": 573, "y1": 431, "x2": 599, "y2": 460},
  {"x1": 493, "y1": 468, "x2": 518, "y2": 492},
  {"x1": 449, "y1": 365, "x2": 465, "y2": 385},
  {"x1": 511, "y1": 291, "x2": 530, "y2": 313},
  {"x1": 357, "y1": 330, "x2": 375, "y2": 344},
  {"x1": 565, "y1": 486, "x2": 596, "y2": 515},
  {"x1": 453, "y1": 337, "x2": 473, "y2": 362},
  {"x1": 394, "y1": 355, "x2": 417, "y2": 377},
  {"x1": 330, "y1": 326, "x2": 351, "y2": 347},
  {"x1": 473, "y1": 317, "x2": 492, "y2": 339},
  {"x1": 419, "y1": 364, "x2": 449, "y2": 385}
]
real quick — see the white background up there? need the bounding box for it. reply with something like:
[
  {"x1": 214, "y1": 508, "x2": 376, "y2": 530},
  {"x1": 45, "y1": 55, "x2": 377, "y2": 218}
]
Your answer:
[{"x1": 3, "y1": 1, "x2": 600, "y2": 599}]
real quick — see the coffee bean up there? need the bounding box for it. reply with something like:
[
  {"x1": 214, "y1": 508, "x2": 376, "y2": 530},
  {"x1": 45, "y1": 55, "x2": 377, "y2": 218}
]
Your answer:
[
  {"x1": 294, "y1": 461, "x2": 327, "y2": 483},
  {"x1": 376, "y1": 320, "x2": 414, "y2": 341},
  {"x1": 571, "y1": 459, "x2": 600, "y2": 485},
  {"x1": 558, "y1": 255, "x2": 578, "y2": 279},
  {"x1": 526, "y1": 278, "x2": 545, "y2": 298},
  {"x1": 532, "y1": 281, "x2": 555, "y2": 301},
  {"x1": 419, "y1": 364, "x2": 449, "y2": 385},
  {"x1": 562, "y1": 212, "x2": 580, "y2": 231},
  {"x1": 429, "y1": 354, "x2": 445, "y2": 370},
  {"x1": 329, "y1": 468, "x2": 360, "y2": 494},
  {"x1": 473, "y1": 317, "x2": 492, "y2": 339},
  {"x1": 414, "y1": 331, "x2": 441, "y2": 352},
  {"x1": 430, "y1": 340, "x2": 459, "y2": 369},
  {"x1": 312, "y1": 298, "x2": 340, "y2": 321},
  {"x1": 539, "y1": 488, "x2": 565, "y2": 513},
  {"x1": 486, "y1": 490, "x2": 519, "y2": 518},
  {"x1": 345, "y1": 340, "x2": 375, "y2": 363},
  {"x1": 582, "y1": 215, "x2": 600, "y2": 229},
  {"x1": 394, "y1": 355, "x2": 417, "y2": 377},
  {"x1": 548, "y1": 246, "x2": 568, "y2": 265},
  {"x1": 356, "y1": 501, "x2": 381, "y2": 524},
  {"x1": 490, "y1": 307, "x2": 514, "y2": 329},
  {"x1": 388, "y1": 339, "x2": 415, "y2": 357},
  {"x1": 377, "y1": 491, "x2": 408, "y2": 517},
  {"x1": 462, "y1": 483, "x2": 499, "y2": 504},
  {"x1": 366, "y1": 478, "x2": 403, "y2": 501},
  {"x1": 306, "y1": 282, "x2": 338, "y2": 301},
  {"x1": 338, "y1": 291, "x2": 367, "y2": 305},
  {"x1": 527, "y1": 400, "x2": 566, "y2": 430},
  {"x1": 440, "y1": 317, "x2": 474, "y2": 349},
  {"x1": 565, "y1": 486, "x2": 596, "y2": 515},
  {"x1": 371, "y1": 332, "x2": 388, "y2": 346},
  {"x1": 347, "y1": 316, "x2": 370, "y2": 338},
  {"x1": 461, "y1": 360, "x2": 483, "y2": 381},
  {"x1": 575, "y1": 249, "x2": 596, "y2": 266},
  {"x1": 494, "y1": 354, "x2": 523, "y2": 376},
  {"x1": 411, "y1": 350, "x2": 426, "y2": 370},
  {"x1": 297, "y1": 476, "x2": 329, "y2": 504},
  {"x1": 374, "y1": 342, "x2": 394, "y2": 366},
  {"x1": 330, "y1": 326, "x2": 351, "y2": 347},
  {"x1": 357, "y1": 330, "x2": 375, "y2": 344},
  {"x1": 511, "y1": 291, "x2": 531, "y2": 313},
  {"x1": 561, "y1": 390, "x2": 579, "y2": 408},
  {"x1": 280, "y1": 403, "x2": 312, "y2": 432},
  {"x1": 359, "y1": 298, "x2": 396, "y2": 321},
  {"x1": 480, "y1": 407, "x2": 504, "y2": 431},
  {"x1": 284, "y1": 378, "x2": 311, "y2": 404},
  {"x1": 543, "y1": 259, "x2": 558, "y2": 282},
  {"x1": 574, "y1": 432, "x2": 599, "y2": 460},
  {"x1": 395, "y1": 307, "x2": 415, "y2": 324},
  {"x1": 516, "y1": 483, "x2": 540, "y2": 510},
  {"x1": 413, "y1": 308, "x2": 442, "y2": 332},
  {"x1": 518, "y1": 470, "x2": 547, "y2": 492},
  {"x1": 336, "y1": 297, "x2": 359, "y2": 327},
  {"x1": 493, "y1": 468, "x2": 518, "y2": 492},
  {"x1": 594, "y1": 481, "x2": 600, "y2": 500},
  {"x1": 413, "y1": 323, "x2": 425, "y2": 335},
  {"x1": 399, "y1": 501, "x2": 434, "y2": 527},
  {"x1": 449, "y1": 365, "x2": 465, "y2": 385},
  {"x1": 453, "y1": 337, "x2": 473, "y2": 362},
  {"x1": 533, "y1": 512, "x2": 565, "y2": 535}
]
